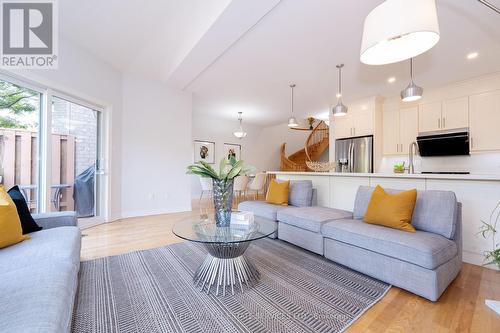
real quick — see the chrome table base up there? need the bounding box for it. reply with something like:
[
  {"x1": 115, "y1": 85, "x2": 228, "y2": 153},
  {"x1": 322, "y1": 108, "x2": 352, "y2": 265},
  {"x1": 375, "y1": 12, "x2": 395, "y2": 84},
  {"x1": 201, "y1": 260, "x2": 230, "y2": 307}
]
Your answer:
[{"x1": 193, "y1": 242, "x2": 260, "y2": 296}]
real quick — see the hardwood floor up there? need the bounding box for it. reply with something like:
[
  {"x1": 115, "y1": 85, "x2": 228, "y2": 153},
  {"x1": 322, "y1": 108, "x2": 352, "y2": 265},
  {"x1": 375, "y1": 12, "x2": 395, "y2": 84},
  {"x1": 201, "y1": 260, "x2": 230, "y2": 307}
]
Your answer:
[{"x1": 80, "y1": 199, "x2": 500, "y2": 332}]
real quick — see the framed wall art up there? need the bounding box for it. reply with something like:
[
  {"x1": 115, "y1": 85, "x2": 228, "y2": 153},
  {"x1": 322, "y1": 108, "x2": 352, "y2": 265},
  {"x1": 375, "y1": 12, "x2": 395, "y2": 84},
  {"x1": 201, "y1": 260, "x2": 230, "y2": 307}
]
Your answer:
[
  {"x1": 194, "y1": 140, "x2": 215, "y2": 164},
  {"x1": 224, "y1": 143, "x2": 241, "y2": 161}
]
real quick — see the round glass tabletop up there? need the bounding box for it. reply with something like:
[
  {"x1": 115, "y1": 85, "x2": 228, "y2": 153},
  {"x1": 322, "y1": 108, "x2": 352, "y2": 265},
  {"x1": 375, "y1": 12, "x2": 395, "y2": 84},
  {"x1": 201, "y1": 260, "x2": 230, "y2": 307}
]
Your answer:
[{"x1": 172, "y1": 214, "x2": 277, "y2": 244}]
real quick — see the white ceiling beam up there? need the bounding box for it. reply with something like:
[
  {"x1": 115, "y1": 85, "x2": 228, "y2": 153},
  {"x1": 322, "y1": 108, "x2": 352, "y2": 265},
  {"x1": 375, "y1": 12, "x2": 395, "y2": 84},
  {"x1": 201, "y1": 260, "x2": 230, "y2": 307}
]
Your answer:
[{"x1": 166, "y1": 0, "x2": 282, "y2": 90}]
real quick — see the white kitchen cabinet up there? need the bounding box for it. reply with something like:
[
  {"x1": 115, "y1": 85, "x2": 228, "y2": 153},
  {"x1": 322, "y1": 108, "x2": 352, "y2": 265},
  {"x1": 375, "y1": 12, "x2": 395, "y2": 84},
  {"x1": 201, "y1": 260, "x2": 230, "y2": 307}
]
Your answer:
[
  {"x1": 333, "y1": 104, "x2": 374, "y2": 139},
  {"x1": 399, "y1": 107, "x2": 419, "y2": 154},
  {"x1": 332, "y1": 114, "x2": 353, "y2": 139},
  {"x1": 419, "y1": 102, "x2": 442, "y2": 132},
  {"x1": 382, "y1": 107, "x2": 399, "y2": 155},
  {"x1": 419, "y1": 97, "x2": 469, "y2": 133},
  {"x1": 330, "y1": 176, "x2": 369, "y2": 210},
  {"x1": 382, "y1": 106, "x2": 418, "y2": 155},
  {"x1": 351, "y1": 106, "x2": 374, "y2": 137},
  {"x1": 442, "y1": 97, "x2": 469, "y2": 130},
  {"x1": 469, "y1": 90, "x2": 500, "y2": 151}
]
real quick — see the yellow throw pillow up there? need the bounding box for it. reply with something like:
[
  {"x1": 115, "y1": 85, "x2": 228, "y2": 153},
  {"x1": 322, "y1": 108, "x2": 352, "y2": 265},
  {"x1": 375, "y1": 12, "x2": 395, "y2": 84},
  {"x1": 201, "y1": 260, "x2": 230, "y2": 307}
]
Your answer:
[
  {"x1": 0, "y1": 186, "x2": 29, "y2": 248},
  {"x1": 363, "y1": 185, "x2": 417, "y2": 232},
  {"x1": 266, "y1": 179, "x2": 290, "y2": 205}
]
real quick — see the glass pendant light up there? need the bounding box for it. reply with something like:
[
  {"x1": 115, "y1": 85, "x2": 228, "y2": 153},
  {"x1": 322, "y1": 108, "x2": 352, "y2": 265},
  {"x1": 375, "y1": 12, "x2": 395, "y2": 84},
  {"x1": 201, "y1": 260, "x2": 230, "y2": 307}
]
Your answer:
[
  {"x1": 401, "y1": 58, "x2": 423, "y2": 102},
  {"x1": 233, "y1": 111, "x2": 247, "y2": 139},
  {"x1": 288, "y1": 84, "x2": 299, "y2": 127},
  {"x1": 332, "y1": 64, "x2": 347, "y2": 117},
  {"x1": 360, "y1": 0, "x2": 440, "y2": 65}
]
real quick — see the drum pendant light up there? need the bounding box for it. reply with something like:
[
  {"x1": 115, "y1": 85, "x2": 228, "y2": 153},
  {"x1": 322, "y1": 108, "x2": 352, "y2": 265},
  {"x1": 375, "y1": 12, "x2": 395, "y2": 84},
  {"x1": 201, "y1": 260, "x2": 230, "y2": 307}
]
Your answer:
[
  {"x1": 401, "y1": 58, "x2": 423, "y2": 102},
  {"x1": 360, "y1": 0, "x2": 440, "y2": 65},
  {"x1": 332, "y1": 64, "x2": 347, "y2": 117}
]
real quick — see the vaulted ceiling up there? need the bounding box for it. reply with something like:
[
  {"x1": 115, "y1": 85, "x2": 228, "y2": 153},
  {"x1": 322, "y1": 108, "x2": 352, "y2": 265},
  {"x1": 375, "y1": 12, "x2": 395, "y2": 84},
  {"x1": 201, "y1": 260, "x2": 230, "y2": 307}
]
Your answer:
[
  {"x1": 60, "y1": 0, "x2": 231, "y2": 80},
  {"x1": 61, "y1": 0, "x2": 500, "y2": 125}
]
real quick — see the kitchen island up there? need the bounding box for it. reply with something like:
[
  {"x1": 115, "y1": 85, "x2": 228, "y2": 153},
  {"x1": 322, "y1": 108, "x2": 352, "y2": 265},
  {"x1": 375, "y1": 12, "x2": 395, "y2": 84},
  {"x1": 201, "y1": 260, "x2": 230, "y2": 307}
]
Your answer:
[{"x1": 269, "y1": 171, "x2": 500, "y2": 269}]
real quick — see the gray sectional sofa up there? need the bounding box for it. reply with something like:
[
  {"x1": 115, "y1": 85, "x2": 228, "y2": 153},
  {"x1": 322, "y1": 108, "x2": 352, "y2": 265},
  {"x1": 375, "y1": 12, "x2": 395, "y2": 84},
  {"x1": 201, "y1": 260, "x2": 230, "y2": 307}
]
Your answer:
[
  {"x1": 238, "y1": 181, "x2": 462, "y2": 301},
  {"x1": 0, "y1": 211, "x2": 81, "y2": 333}
]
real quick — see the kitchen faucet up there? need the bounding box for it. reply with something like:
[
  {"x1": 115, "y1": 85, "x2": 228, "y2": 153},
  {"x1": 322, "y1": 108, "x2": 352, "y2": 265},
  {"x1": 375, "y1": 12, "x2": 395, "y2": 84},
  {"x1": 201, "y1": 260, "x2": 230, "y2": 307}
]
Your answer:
[{"x1": 407, "y1": 142, "x2": 418, "y2": 174}]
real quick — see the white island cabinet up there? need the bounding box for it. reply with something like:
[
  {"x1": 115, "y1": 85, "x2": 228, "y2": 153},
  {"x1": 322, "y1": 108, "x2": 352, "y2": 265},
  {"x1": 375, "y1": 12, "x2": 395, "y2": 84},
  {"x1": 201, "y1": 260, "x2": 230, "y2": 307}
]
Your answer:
[{"x1": 270, "y1": 171, "x2": 500, "y2": 270}]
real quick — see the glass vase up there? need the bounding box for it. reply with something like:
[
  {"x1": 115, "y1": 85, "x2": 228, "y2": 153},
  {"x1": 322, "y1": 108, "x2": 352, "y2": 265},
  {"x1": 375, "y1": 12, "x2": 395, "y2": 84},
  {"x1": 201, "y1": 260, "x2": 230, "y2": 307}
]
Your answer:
[{"x1": 212, "y1": 178, "x2": 234, "y2": 227}]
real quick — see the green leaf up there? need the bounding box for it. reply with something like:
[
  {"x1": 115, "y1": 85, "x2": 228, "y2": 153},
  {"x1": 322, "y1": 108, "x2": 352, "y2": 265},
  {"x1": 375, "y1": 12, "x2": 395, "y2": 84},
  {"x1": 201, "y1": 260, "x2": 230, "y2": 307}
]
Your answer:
[
  {"x1": 227, "y1": 165, "x2": 243, "y2": 180},
  {"x1": 219, "y1": 158, "x2": 230, "y2": 180},
  {"x1": 186, "y1": 166, "x2": 214, "y2": 178},
  {"x1": 197, "y1": 161, "x2": 220, "y2": 179}
]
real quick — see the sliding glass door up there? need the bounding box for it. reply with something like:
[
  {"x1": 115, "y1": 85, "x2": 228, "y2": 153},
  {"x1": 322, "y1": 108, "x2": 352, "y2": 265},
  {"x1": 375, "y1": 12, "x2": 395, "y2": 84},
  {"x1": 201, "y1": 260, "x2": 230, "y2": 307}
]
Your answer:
[
  {"x1": 51, "y1": 96, "x2": 102, "y2": 221},
  {"x1": 0, "y1": 74, "x2": 107, "y2": 225}
]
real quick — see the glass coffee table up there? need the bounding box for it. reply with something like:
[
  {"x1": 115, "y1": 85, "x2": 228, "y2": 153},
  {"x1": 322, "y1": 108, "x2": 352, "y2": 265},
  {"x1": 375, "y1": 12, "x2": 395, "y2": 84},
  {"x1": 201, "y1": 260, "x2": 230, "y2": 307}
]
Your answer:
[{"x1": 173, "y1": 215, "x2": 277, "y2": 296}]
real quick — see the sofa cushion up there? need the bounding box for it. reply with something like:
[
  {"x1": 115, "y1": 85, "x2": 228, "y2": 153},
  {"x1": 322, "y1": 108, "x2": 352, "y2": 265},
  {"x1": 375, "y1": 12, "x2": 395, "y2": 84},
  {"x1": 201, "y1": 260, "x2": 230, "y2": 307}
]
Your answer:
[
  {"x1": 0, "y1": 227, "x2": 81, "y2": 273},
  {"x1": 353, "y1": 186, "x2": 458, "y2": 239},
  {"x1": 322, "y1": 219, "x2": 457, "y2": 269},
  {"x1": 353, "y1": 186, "x2": 399, "y2": 219},
  {"x1": 8, "y1": 185, "x2": 42, "y2": 234},
  {"x1": 412, "y1": 191, "x2": 458, "y2": 239},
  {"x1": 278, "y1": 206, "x2": 353, "y2": 233},
  {"x1": 32, "y1": 211, "x2": 78, "y2": 229},
  {"x1": 0, "y1": 262, "x2": 79, "y2": 333},
  {"x1": 238, "y1": 200, "x2": 289, "y2": 221},
  {"x1": 289, "y1": 180, "x2": 313, "y2": 207},
  {"x1": 364, "y1": 185, "x2": 417, "y2": 232},
  {"x1": 266, "y1": 179, "x2": 290, "y2": 205}
]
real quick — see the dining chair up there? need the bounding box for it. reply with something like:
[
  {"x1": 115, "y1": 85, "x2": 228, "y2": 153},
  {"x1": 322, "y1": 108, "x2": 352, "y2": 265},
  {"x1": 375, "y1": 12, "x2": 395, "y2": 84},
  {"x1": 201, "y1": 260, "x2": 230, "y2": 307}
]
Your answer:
[
  {"x1": 199, "y1": 177, "x2": 213, "y2": 204},
  {"x1": 233, "y1": 175, "x2": 250, "y2": 205},
  {"x1": 246, "y1": 172, "x2": 266, "y2": 200}
]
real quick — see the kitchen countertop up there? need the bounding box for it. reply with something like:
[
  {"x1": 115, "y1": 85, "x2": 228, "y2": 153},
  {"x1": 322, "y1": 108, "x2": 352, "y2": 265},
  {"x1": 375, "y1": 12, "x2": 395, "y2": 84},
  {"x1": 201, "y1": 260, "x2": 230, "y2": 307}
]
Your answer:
[{"x1": 268, "y1": 171, "x2": 500, "y2": 181}]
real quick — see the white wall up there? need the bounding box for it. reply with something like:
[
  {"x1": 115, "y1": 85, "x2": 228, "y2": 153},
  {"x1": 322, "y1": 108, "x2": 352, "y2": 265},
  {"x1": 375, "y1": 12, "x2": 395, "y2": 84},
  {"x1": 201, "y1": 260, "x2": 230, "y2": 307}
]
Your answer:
[
  {"x1": 7, "y1": 38, "x2": 124, "y2": 220},
  {"x1": 121, "y1": 74, "x2": 193, "y2": 217},
  {"x1": 191, "y1": 115, "x2": 261, "y2": 198},
  {"x1": 191, "y1": 112, "x2": 309, "y2": 198},
  {"x1": 8, "y1": 38, "x2": 195, "y2": 220},
  {"x1": 379, "y1": 72, "x2": 500, "y2": 175},
  {"x1": 254, "y1": 123, "x2": 310, "y2": 171}
]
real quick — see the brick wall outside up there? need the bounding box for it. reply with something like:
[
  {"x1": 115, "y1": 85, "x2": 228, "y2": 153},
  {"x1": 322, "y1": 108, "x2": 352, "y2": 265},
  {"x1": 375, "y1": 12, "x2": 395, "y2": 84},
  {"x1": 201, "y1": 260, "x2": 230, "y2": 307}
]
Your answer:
[{"x1": 52, "y1": 98, "x2": 97, "y2": 176}]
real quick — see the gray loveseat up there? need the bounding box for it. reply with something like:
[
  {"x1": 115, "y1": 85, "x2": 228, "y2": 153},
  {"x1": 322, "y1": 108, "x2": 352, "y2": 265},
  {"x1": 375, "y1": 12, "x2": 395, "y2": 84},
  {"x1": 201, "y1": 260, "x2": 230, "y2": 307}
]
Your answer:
[
  {"x1": 0, "y1": 211, "x2": 81, "y2": 333},
  {"x1": 239, "y1": 182, "x2": 462, "y2": 301}
]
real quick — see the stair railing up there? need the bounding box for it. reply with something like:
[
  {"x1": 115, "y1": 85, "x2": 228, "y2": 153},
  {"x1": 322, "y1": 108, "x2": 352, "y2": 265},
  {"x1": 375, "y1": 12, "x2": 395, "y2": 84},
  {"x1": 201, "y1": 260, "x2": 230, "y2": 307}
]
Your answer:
[{"x1": 305, "y1": 120, "x2": 329, "y2": 162}]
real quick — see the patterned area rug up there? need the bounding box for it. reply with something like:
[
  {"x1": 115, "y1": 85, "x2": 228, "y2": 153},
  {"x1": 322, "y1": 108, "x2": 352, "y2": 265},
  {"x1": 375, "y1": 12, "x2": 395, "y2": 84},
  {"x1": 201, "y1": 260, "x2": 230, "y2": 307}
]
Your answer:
[{"x1": 72, "y1": 239, "x2": 390, "y2": 333}]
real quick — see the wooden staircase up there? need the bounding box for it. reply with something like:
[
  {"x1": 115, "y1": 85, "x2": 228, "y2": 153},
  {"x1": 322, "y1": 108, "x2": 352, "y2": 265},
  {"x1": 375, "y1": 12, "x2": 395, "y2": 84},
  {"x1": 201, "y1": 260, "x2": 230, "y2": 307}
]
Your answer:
[{"x1": 280, "y1": 120, "x2": 329, "y2": 171}]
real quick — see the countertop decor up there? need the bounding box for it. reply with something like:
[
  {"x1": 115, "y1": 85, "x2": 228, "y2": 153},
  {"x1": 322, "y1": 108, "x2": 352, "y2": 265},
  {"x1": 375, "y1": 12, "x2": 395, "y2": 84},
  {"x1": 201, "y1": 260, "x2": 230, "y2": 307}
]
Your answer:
[{"x1": 306, "y1": 161, "x2": 336, "y2": 172}]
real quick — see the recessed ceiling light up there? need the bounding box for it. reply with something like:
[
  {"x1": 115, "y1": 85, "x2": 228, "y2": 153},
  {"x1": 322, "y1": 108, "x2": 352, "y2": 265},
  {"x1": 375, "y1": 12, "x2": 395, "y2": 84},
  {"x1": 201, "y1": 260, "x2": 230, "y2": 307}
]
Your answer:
[
  {"x1": 336, "y1": 93, "x2": 342, "y2": 98},
  {"x1": 388, "y1": 77, "x2": 396, "y2": 83},
  {"x1": 467, "y1": 52, "x2": 479, "y2": 60}
]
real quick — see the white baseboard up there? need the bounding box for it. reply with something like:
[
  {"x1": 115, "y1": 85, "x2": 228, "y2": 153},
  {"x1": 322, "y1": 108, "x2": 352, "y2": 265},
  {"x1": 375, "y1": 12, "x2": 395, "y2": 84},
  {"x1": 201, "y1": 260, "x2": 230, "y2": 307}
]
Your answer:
[
  {"x1": 119, "y1": 206, "x2": 192, "y2": 220},
  {"x1": 463, "y1": 250, "x2": 499, "y2": 270}
]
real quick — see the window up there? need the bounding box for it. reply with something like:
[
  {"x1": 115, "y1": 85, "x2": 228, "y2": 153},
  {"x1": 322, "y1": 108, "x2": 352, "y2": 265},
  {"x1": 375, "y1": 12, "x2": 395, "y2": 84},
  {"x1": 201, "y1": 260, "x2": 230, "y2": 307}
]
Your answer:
[
  {"x1": 0, "y1": 74, "x2": 107, "y2": 223},
  {"x1": 0, "y1": 79, "x2": 41, "y2": 212}
]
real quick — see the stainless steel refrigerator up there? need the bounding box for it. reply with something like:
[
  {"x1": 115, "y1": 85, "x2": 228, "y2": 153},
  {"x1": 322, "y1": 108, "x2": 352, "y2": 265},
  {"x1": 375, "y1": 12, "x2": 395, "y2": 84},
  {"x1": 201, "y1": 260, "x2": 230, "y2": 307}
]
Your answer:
[{"x1": 335, "y1": 135, "x2": 373, "y2": 173}]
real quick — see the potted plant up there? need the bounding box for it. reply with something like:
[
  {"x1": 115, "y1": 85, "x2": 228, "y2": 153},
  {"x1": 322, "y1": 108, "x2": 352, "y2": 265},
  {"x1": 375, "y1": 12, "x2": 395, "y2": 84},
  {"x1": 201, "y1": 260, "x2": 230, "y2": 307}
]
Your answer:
[
  {"x1": 479, "y1": 200, "x2": 500, "y2": 269},
  {"x1": 307, "y1": 117, "x2": 316, "y2": 130},
  {"x1": 478, "y1": 200, "x2": 500, "y2": 314},
  {"x1": 393, "y1": 162, "x2": 405, "y2": 174},
  {"x1": 187, "y1": 157, "x2": 254, "y2": 227}
]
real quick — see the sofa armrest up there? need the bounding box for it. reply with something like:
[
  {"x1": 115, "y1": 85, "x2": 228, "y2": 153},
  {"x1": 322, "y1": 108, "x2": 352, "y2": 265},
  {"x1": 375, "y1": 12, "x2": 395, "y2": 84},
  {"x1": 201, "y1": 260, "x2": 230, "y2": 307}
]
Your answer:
[
  {"x1": 32, "y1": 211, "x2": 78, "y2": 229},
  {"x1": 454, "y1": 202, "x2": 463, "y2": 263}
]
